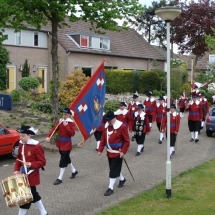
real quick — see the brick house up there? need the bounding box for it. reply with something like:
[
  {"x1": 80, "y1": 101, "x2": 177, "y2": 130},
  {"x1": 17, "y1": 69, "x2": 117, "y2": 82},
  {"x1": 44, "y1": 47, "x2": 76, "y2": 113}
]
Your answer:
[{"x1": 3, "y1": 20, "x2": 166, "y2": 93}]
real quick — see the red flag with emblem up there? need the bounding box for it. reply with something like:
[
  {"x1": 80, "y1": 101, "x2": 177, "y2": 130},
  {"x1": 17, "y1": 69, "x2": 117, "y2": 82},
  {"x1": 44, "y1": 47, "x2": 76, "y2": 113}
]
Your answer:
[{"x1": 69, "y1": 60, "x2": 106, "y2": 146}]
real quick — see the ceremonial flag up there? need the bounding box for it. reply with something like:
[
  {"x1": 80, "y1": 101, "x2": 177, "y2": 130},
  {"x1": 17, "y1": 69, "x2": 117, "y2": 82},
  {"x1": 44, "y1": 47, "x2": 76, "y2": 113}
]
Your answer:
[
  {"x1": 191, "y1": 81, "x2": 212, "y2": 89},
  {"x1": 69, "y1": 60, "x2": 106, "y2": 146}
]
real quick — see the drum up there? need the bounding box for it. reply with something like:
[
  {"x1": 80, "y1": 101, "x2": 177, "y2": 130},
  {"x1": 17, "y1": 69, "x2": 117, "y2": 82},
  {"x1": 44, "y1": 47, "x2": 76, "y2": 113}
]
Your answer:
[{"x1": 1, "y1": 174, "x2": 33, "y2": 207}]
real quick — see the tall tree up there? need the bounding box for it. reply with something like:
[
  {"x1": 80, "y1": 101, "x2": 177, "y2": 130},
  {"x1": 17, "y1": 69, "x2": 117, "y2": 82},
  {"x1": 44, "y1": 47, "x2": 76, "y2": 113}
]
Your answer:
[
  {"x1": 126, "y1": 0, "x2": 179, "y2": 50},
  {"x1": 0, "y1": 0, "x2": 142, "y2": 124},
  {"x1": 171, "y1": 0, "x2": 215, "y2": 71}
]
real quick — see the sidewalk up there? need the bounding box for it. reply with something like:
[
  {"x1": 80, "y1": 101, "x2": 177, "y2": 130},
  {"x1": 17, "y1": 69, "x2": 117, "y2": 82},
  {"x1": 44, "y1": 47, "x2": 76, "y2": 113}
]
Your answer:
[{"x1": 1, "y1": 112, "x2": 215, "y2": 215}]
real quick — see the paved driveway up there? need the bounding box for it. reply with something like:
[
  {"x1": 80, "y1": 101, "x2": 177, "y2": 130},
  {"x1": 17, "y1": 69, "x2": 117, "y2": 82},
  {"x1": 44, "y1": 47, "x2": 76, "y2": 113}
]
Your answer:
[{"x1": 1, "y1": 112, "x2": 215, "y2": 215}]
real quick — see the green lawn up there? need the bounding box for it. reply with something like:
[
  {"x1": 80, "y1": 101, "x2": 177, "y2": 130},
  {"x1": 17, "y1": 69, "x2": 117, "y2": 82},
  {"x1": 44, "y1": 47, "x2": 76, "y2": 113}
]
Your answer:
[{"x1": 98, "y1": 158, "x2": 215, "y2": 215}]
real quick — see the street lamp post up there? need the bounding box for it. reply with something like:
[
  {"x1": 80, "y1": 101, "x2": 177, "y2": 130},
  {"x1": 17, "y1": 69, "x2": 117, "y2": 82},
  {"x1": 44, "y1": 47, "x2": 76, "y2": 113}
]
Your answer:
[{"x1": 155, "y1": 6, "x2": 181, "y2": 198}]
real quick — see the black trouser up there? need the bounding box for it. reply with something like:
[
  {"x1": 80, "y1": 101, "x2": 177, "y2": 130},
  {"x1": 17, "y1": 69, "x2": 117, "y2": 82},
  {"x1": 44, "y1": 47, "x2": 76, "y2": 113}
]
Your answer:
[
  {"x1": 180, "y1": 108, "x2": 185, "y2": 113},
  {"x1": 136, "y1": 133, "x2": 146, "y2": 145},
  {"x1": 20, "y1": 186, "x2": 41, "y2": 209},
  {"x1": 59, "y1": 150, "x2": 71, "y2": 168},
  {"x1": 188, "y1": 120, "x2": 201, "y2": 132},
  {"x1": 94, "y1": 131, "x2": 103, "y2": 141},
  {"x1": 165, "y1": 133, "x2": 176, "y2": 147},
  {"x1": 157, "y1": 122, "x2": 161, "y2": 131},
  {"x1": 147, "y1": 115, "x2": 153, "y2": 123},
  {"x1": 108, "y1": 157, "x2": 123, "y2": 178}
]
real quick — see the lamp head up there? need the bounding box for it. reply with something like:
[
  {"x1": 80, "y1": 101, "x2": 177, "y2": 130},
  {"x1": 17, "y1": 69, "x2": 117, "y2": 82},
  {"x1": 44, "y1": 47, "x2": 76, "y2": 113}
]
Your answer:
[{"x1": 155, "y1": 6, "x2": 181, "y2": 22}]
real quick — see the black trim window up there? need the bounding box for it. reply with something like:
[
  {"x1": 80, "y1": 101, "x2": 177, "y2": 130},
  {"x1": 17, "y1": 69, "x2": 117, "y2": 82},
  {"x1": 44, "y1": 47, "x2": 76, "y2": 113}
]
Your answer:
[{"x1": 34, "y1": 32, "x2": 38, "y2": 46}]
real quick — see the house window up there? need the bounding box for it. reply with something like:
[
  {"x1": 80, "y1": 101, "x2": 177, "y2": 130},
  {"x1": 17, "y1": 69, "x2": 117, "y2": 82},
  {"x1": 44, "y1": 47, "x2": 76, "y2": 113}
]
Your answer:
[
  {"x1": 100, "y1": 38, "x2": 110, "y2": 50},
  {"x1": 81, "y1": 35, "x2": 88, "y2": 47},
  {"x1": 34, "y1": 32, "x2": 38, "y2": 46},
  {"x1": 82, "y1": 67, "x2": 92, "y2": 77},
  {"x1": 209, "y1": 55, "x2": 215, "y2": 63},
  {"x1": 16, "y1": 31, "x2": 21, "y2": 45}
]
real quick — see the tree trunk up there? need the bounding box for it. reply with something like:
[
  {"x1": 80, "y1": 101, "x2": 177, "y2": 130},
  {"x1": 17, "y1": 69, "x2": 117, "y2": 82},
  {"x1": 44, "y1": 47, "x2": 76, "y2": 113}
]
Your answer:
[{"x1": 51, "y1": 18, "x2": 59, "y2": 125}]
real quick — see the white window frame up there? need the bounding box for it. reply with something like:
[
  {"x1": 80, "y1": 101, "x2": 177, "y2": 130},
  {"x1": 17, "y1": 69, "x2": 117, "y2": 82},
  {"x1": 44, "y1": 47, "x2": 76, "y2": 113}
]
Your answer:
[
  {"x1": 34, "y1": 32, "x2": 39, "y2": 46},
  {"x1": 209, "y1": 55, "x2": 215, "y2": 63},
  {"x1": 16, "y1": 31, "x2": 21, "y2": 45}
]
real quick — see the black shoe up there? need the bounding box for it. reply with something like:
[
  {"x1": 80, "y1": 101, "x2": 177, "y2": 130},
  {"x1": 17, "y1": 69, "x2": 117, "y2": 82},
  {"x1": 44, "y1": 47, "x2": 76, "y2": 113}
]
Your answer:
[
  {"x1": 190, "y1": 138, "x2": 194, "y2": 142},
  {"x1": 135, "y1": 152, "x2": 140, "y2": 156},
  {"x1": 95, "y1": 149, "x2": 98, "y2": 151},
  {"x1": 70, "y1": 171, "x2": 78, "y2": 179},
  {"x1": 171, "y1": 151, "x2": 175, "y2": 155},
  {"x1": 53, "y1": 179, "x2": 62, "y2": 185},
  {"x1": 158, "y1": 140, "x2": 162, "y2": 144},
  {"x1": 195, "y1": 139, "x2": 199, "y2": 143},
  {"x1": 118, "y1": 178, "x2": 126, "y2": 188},
  {"x1": 104, "y1": 188, "x2": 113, "y2": 196},
  {"x1": 141, "y1": 147, "x2": 144, "y2": 152},
  {"x1": 131, "y1": 136, "x2": 135, "y2": 141},
  {"x1": 200, "y1": 126, "x2": 203, "y2": 130}
]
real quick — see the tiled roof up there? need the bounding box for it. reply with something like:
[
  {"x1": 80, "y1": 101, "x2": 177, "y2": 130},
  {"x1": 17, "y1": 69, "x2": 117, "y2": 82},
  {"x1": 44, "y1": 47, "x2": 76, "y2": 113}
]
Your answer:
[{"x1": 27, "y1": 19, "x2": 165, "y2": 61}]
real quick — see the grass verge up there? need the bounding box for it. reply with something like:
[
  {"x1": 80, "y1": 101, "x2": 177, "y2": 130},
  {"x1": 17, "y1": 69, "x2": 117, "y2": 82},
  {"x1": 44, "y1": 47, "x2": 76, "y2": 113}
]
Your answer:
[{"x1": 98, "y1": 158, "x2": 215, "y2": 215}]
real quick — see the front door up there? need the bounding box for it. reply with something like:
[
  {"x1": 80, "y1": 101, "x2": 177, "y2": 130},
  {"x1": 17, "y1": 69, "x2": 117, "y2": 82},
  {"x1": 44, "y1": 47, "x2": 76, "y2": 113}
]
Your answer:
[
  {"x1": 6, "y1": 67, "x2": 15, "y2": 93},
  {"x1": 38, "y1": 68, "x2": 47, "y2": 93}
]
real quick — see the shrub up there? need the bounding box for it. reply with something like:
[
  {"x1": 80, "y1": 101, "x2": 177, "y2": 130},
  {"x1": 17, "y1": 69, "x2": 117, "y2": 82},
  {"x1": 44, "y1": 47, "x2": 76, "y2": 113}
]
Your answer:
[
  {"x1": 139, "y1": 71, "x2": 160, "y2": 93},
  {"x1": 206, "y1": 90, "x2": 215, "y2": 105},
  {"x1": 11, "y1": 89, "x2": 21, "y2": 103},
  {"x1": 104, "y1": 100, "x2": 120, "y2": 113},
  {"x1": 106, "y1": 70, "x2": 133, "y2": 94},
  {"x1": 22, "y1": 59, "x2": 30, "y2": 77},
  {"x1": 152, "y1": 90, "x2": 162, "y2": 97},
  {"x1": 59, "y1": 69, "x2": 89, "y2": 107},
  {"x1": 180, "y1": 83, "x2": 191, "y2": 98},
  {"x1": 18, "y1": 77, "x2": 40, "y2": 91}
]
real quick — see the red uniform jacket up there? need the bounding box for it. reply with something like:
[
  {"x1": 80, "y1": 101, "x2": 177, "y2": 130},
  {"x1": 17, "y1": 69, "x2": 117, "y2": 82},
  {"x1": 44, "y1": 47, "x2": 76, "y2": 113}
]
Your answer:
[
  {"x1": 164, "y1": 96, "x2": 173, "y2": 105},
  {"x1": 143, "y1": 98, "x2": 156, "y2": 117},
  {"x1": 133, "y1": 111, "x2": 150, "y2": 133},
  {"x1": 155, "y1": 103, "x2": 167, "y2": 123},
  {"x1": 178, "y1": 98, "x2": 187, "y2": 108},
  {"x1": 47, "y1": 118, "x2": 76, "y2": 151},
  {"x1": 98, "y1": 120, "x2": 130, "y2": 158},
  {"x1": 191, "y1": 90, "x2": 201, "y2": 96},
  {"x1": 114, "y1": 109, "x2": 132, "y2": 131},
  {"x1": 200, "y1": 98, "x2": 209, "y2": 114},
  {"x1": 162, "y1": 112, "x2": 180, "y2": 133},
  {"x1": 14, "y1": 140, "x2": 46, "y2": 186},
  {"x1": 128, "y1": 101, "x2": 140, "y2": 115},
  {"x1": 97, "y1": 113, "x2": 106, "y2": 132},
  {"x1": 186, "y1": 101, "x2": 203, "y2": 121}
]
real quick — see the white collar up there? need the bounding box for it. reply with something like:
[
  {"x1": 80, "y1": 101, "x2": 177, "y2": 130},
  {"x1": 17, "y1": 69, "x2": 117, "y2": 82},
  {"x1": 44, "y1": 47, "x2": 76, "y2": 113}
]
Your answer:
[
  {"x1": 145, "y1": 97, "x2": 155, "y2": 102},
  {"x1": 190, "y1": 100, "x2": 200, "y2": 105},
  {"x1": 130, "y1": 101, "x2": 140, "y2": 105},
  {"x1": 171, "y1": 111, "x2": 178, "y2": 117},
  {"x1": 62, "y1": 118, "x2": 73, "y2": 122},
  {"x1": 134, "y1": 111, "x2": 146, "y2": 119},
  {"x1": 20, "y1": 138, "x2": 39, "y2": 145},
  {"x1": 156, "y1": 103, "x2": 167, "y2": 107},
  {"x1": 114, "y1": 109, "x2": 128, "y2": 115},
  {"x1": 200, "y1": 98, "x2": 207, "y2": 102},
  {"x1": 105, "y1": 119, "x2": 123, "y2": 129}
]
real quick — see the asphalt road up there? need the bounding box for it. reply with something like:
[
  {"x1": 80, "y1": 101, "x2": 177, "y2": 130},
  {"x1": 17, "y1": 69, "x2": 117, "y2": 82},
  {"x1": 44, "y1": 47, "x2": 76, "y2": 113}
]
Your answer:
[{"x1": 1, "y1": 112, "x2": 215, "y2": 215}]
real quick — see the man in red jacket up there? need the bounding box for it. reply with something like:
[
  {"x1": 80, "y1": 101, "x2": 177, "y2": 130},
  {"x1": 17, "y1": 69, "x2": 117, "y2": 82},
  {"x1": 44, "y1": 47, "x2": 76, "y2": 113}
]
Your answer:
[
  {"x1": 154, "y1": 97, "x2": 167, "y2": 144},
  {"x1": 143, "y1": 92, "x2": 156, "y2": 128},
  {"x1": 128, "y1": 93, "x2": 140, "y2": 141},
  {"x1": 178, "y1": 94, "x2": 187, "y2": 118},
  {"x1": 14, "y1": 126, "x2": 47, "y2": 215},
  {"x1": 186, "y1": 94, "x2": 202, "y2": 142},
  {"x1": 161, "y1": 104, "x2": 180, "y2": 157},
  {"x1": 199, "y1": 93, "x2": 209, "y2": 130},
  {"x1": 46, "y1": 108, "x2": 78, "y2": 185},
  {"x1": 114, "y1": 101, "x2": 133, "y2": 131},
  {"x1": 98, "y1": 111, "x2": 130, "y2": 196},
  {"x1": 132, "y1": 104, "x2": 150, "y2": 156}
]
